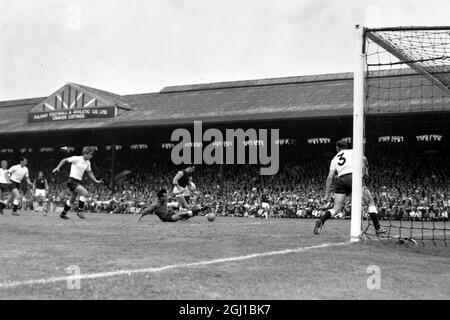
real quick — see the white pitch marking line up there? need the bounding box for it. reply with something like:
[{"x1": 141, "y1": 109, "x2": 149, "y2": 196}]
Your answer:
[
  {"x1": 182, "y1": 221, "x2": 276, "y2": 227},
  {"x1": 133, "y1": 220, "x2": 278, "y2": 227},
  {"x1": 0, "y1": 241, "x2": 351, "y2": 289}
]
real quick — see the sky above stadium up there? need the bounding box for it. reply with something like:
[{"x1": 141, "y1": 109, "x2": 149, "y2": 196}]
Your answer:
[{"x1": 0, "y1": 0, "x2": 449, "y2": 101}]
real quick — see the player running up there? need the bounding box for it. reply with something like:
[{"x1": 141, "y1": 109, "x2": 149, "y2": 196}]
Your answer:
[
  {"x1": 0, "y1": 160, "x2": 11, "y2": 214},
  {"x1": 52, "y1": 146, "x2": 103, "y2": 220},
  {"x1": 4, "y1": 157, "x2": 33, "y2": 216},
  {"x1": 314, "y1": 139, "x2": 386, "y2": 236},
  {"x1": 172, "y1": 166, "x2": 195, "y2": 208},
  {"x1": 137, "y1": 189, "x2": 208, "y2": 222},
  {"x1": 33, "y1": 171, "x2": 49, "y2": 213}
]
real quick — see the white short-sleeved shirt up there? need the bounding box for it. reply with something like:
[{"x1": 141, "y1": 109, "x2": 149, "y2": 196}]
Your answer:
[
  {"x1": 68, "y1": 156, "x2": 91, "y2": 180},
  {"x1": 7, "y1": 165, "x2": 29, "y2": 183},
  {"x1": 329, "y1": 149, "x2": 353, "y2": 177},
  {"x1": 0, "y1": 168, "x2": 8, "y2": 184}
]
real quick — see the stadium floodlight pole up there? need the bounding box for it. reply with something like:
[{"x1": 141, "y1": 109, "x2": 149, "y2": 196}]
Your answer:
[{"x1": 351, "y1": 25, "x2": 365, "y2": 242}]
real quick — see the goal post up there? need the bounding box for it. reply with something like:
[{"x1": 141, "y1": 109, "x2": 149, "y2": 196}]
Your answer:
[
  {"x1": 351, "y1": 25, "x2": 450, "y2": 245},
  {"x1": 351, "y1": 25, "x2": 365, "y2": 242}
]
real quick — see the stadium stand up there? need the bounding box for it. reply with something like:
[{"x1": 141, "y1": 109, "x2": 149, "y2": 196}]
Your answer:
[{"x1": 0, "y1": 72, "x2": 448, "y2": 222}]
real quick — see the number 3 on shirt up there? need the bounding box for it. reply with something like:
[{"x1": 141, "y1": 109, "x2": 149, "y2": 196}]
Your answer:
[{"x1": 337, "y1": 152, "x2": 346, "y2": 166}]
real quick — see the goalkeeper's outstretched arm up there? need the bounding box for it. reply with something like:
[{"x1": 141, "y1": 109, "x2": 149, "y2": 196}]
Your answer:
[{"x1": 137, "y1": 204, "x2": 157, "y2": 222}]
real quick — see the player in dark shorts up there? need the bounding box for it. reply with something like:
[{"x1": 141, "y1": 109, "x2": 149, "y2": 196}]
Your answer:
[
  {"x1": 5, "y1": 157, "x2": 33, "y2": 216},
  {"x1": 52, "y1": 146, "x2": 103, "y2": 219},
  {"x1": 137, "y1": 189, "x2": 209, "y2": 222},
  {"x1": 314, "y1": 139, "x2": 385, "y2": 235}
]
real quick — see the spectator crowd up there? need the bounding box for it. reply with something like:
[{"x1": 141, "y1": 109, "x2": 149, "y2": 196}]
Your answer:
[{"x1": 1, "y1": 144, "x2": 449, "y2": 221}]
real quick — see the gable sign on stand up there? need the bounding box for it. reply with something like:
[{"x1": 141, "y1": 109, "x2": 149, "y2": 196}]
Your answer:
[{"x1": 28, "y1": 82, "x2": 130, "y2": 123}]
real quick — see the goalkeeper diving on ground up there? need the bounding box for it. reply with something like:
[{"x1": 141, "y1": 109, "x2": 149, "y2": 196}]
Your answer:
[{"x1": 137, "y1": 189, "x2": 209, "y2": 222}]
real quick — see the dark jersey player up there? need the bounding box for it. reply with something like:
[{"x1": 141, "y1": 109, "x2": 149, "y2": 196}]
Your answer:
[
  {"x1": 261, "y1": 193, "x2": 269, "y2": 204},
  {"x1": 260, "y1": 192, "x2": 270, "y2": 219},
  {"x1": 137, "y1": 189, "x2": 208, "y2": 222},
  {"x1": 33, "y1": 171, "x2": 49, "y2": 213}
]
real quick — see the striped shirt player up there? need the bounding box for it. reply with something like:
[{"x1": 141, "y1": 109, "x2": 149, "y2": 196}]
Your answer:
[
  {"x1": 52, "y1": 146, "x2": 103, "y2": 220},
  {"x1": 183, "y1": 177, "x2": 196, "y2": 204},
  {"x1": 5, "y1": 157, "x2": 33, "y2": 216},
  {"x1": 313, "y1": 139, "x2": 385, "y2": 236}
]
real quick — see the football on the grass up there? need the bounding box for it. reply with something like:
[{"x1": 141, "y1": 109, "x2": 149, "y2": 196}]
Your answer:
[{"x1": 206, "y1": 213, "x2": 216, "y2": 222}]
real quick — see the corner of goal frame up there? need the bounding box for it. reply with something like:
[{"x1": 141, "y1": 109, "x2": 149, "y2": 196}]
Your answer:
[{"x1": 350, "y1": 236, "x2": 361, "y2": 243}]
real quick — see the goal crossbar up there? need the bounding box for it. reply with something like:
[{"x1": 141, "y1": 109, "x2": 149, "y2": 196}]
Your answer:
[{"x1": 365, "y1": 30, "x2": 450, "y2": 96}]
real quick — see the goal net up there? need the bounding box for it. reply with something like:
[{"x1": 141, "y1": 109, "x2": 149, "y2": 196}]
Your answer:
[{"x1": 354, "y1": 26, "x2": 450, "y2": 246}]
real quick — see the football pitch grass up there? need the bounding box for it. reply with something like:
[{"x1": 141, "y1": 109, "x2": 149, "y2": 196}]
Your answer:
[{"x1": 0, "y1": 210, "x2": 449, "y2": 300}]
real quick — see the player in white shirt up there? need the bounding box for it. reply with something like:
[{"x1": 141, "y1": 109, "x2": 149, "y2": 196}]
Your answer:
[
  {"x1": 172, "y1": 166, "x2": 195, "y2": 208},
  {"x1": 313, "y1": 139, "x2": 386, "y2": 236},
  {"x1": 52, "y1": 146, "x2": 103, "y2": 220},
  {"x1": 4, "y1": 157, "x2": 33, "y2": 216},
  {"x1": 0, "y1": 160, "x2": 11, "y2": 214}
]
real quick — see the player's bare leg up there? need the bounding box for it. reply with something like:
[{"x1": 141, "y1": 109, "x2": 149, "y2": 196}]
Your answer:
[
  {"x1": 0, "y1": 193, "x2": 12, "y2": 214},
  {"x1": 39, "y1": 197, "x2": 48, "y2": 213},
  {"x1": 73, "y1": 185, "x2": 90, "y2": 219},
  {"x1": 11, "y1": 189, "x2": 22, "y2": 216},
  {"x1": 0, "y1": 191, "x2": 6, "y2": 214},
  {"x1": 43, "y1": 198, "x2": 48, "y2": 213},
  {"x1": 176, "y1": 195, "x2": 188, "y2": 209},
  {"x1": 60, "y1": 191, "x2": 77, "y2": 219},
  {"x1": 362, "y1": 187, "x2": 386, "y2": 235},
  {"x1": 314, "y1": 194, "x2": 346, "y2": 235},
  {"x1": 34, "y1": 195, "x2": 45, "y2": 214}
]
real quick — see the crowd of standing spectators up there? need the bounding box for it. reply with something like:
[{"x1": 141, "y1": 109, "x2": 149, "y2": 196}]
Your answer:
[{"x1": 2, "y1": 145, "x2": 449, "y2": 221}]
